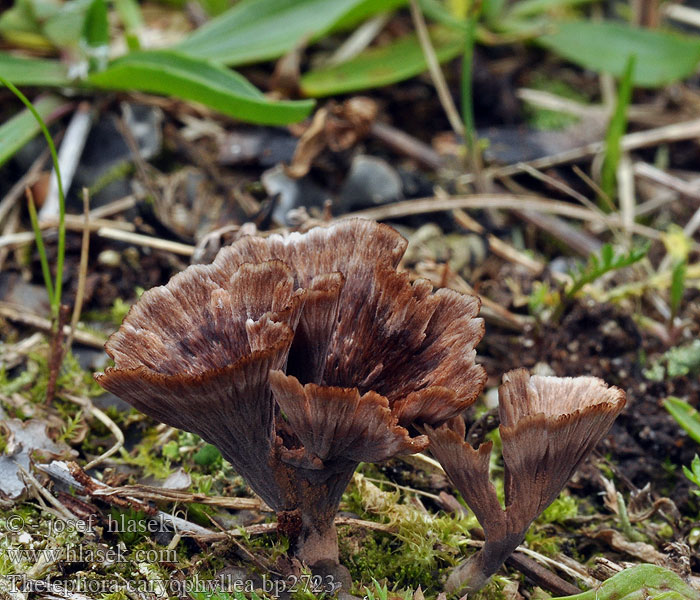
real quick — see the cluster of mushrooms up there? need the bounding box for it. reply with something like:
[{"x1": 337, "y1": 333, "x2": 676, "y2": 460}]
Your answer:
[{"x1": 96, "y1": 218, "x2": 626, "y2": 594}]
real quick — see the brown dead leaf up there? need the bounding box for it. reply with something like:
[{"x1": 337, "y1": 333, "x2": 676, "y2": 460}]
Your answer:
[
  {"x1": 327, "y1": 96, "x2": 378, "y2": 151},
  {"x1": 593, "y1": 529, "x2": 667, "y2": 563},
  {"x1": 285, "y1": 97, "x2": 379, "y2": 178},
  {"x1": 285, "y1": 108, "x2": 329, "y2": 179}
]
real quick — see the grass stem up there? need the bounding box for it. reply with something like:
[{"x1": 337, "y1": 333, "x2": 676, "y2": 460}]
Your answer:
[{"x1": 0, "y1": 77, "x2": 66, "y2": 319}]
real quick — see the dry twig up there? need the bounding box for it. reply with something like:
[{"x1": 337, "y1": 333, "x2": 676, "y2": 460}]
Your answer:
[
  {"x1": 63, "y1": 393, "x2": 124, "y2": 470},
  {"x1": 65, "y1": 189, "x2": 91, "y2": 352}
]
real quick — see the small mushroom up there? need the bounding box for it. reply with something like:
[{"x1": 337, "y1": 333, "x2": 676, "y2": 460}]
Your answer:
[
  {"x1": 96, "y1": 218, "x2": 486, "y2": 580},
  {"x1": 426, "y1": 368, "x2": 626, "y2": 594}
]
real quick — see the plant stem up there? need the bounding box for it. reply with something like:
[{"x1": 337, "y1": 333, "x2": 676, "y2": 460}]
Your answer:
[
  {"x1": 600, "y1": 54, "x2": 635, "y2": 207},
  {"x1": 25, "y1": 188, "x2": 55, "y2": 304},
  {"x1": 409, "y1": 0, "x2": 465, "y2": 137},
  {"x1": 461, "y1": 8, "x2": 478, "y2": 159},
  {"x1": 0, "y1": 77, "x2": 66, "y2": 320}
]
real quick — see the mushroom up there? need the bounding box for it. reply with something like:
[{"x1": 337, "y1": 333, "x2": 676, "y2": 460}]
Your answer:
[
  {"x1": 426, "y1": 368, "x2": 626, "y2": 594},
  {"x1": 95, "y1": 218, "x2": 486, "y2": 580}
]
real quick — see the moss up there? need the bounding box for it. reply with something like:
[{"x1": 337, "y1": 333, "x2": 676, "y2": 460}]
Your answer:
[
  {"x1": 470, "y1": 575, "x2": 512, "y2": 600},
  {"x1": 0, "y1": 362, "x2": 37, "y2": 395},
  {"x1": 58, "y1": 409, "x2": 84, "y2": 443},
  {"x1": 539, "y1": 493, "x2": 580, "y2": 525},
  {"x1": 342, "y1": 474, "x2": 474, "y2": 596},
  {"x1": 109, "y1": 297, "x2": 132, "y2": 327},
  {"x1": 0, "y1": 346, "x2": 105, "y2": 407},
  {"x1": 101, "y1": 591, "x2": 129, "y2": 600},
  {"x1": 108, "y1": 507, "x2": 149, "y2": 545},
  {"x1": 115, "y1": 432, "x2": 173, "y2": 479},
  {"x1": 523, "y1": 494, "x2": 583, "y2": 556},
  {"x1": 162, "y1": 439, "x2": 180, "y2": 460},
  {"x1": 194, "y1": 443, "x2": 223, "y2": 467}
]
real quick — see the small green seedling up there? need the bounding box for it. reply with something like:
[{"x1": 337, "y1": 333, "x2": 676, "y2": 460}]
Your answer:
[
  {"x1": 683, "y1": 455, "x2": 700, "y2": 497},
  {"x1": 566, "y1": 242, "x2": 650, "y2": 299}
]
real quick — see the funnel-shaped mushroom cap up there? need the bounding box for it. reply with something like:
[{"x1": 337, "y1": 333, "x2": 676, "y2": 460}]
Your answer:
[
  {"x1": 499, "y1": 369, "x2": 626, "y2": 523},
  {"x1": 96, "y1": 260, "x2": 303, "y2": 508},
  {"x1": 270, "y1": 371, "x2": 427, "y2": 470},
  {"x1": 96, "y1": 218, "x2": 486, "y2": 567},
  {"x1": 205, "y1": 219, "x2": 487, "y2": 424},
  {"x1": 427, "y1": 369, "x2": 625, "y2": 593}
]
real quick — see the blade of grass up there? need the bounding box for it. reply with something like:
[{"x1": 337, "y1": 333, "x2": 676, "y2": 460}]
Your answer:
[
  {"x1": 507, "y1": 0, "x2": 600, "y2": 20},
  {"x1": 25, "y1": 188, "x2": 54, "y2": 304},
  {"x1": 114, "y1": 0, "x2": 143, "y2": 50},
  {"x1": 409, "y1": 0, "x2": 464, "y2": 135},
  {"x1": 670, "y1": 258, "x2": 687, "y2": 323},
  {"x1": 461, "y1": 5, "x2": 479, "y2": 160},
  {"x1": 0, "y1": 76, "x2": 66, "y2": 319},
  {"x1": 600, "y1": 54, "x2": 635, "y2": 206}
]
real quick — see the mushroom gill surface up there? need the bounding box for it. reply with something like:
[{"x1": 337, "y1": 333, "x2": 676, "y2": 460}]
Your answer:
[{"x1": 96, "y1": 218, "x2": 486, "y2": 573}]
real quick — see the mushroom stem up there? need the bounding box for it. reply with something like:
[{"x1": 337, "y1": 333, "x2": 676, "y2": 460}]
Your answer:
[
  {"x1": 275, "y1": 462, "x2": 356, "y2": 570},
  {"x1": 295, "y1": 516, "x2": 340, "y2": 566},
  {"x1": 446, "y1": 533, "x2": 524, "y2": 593},
  {"x1": 446, "y1": 551, "x2": 489, "y2": 594}
]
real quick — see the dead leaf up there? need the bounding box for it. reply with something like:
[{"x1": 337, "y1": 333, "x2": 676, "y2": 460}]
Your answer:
[
  {"x1": 0, "y1": 413, "x2": 77, "y2": 500},
  {"x1": 285, "y1": 108, "x2": 329, "y2": 179},
  {"x1": 593, "y1": 529, "x2": 667, "y2": 563}
]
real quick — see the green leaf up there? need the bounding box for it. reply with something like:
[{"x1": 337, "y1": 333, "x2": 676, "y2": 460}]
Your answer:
[
  {"x1": 43, "y1": 0, "x2": 94, "y2": 48},
  {"x1": 0, "y1": 0, "x2": 41, "y2": 36},
  {"x1": 508, "y1": 0, "x2": 599, "y2": 20},
  {"x1": 601, "y1": 54, "x2": 635, "y2": 201},
  {"x1": 665, "y1": 397, "x2": 700, "y2": 445},
  {"x1": 670, "y1": 258, "x2": 687, "y2": 320},
  {"x1": 537, "y1": 21, "x2": 700, "y2": 87},
  {"x1": 683, "y1": 455, "x2": 700, "y2": 496},
  {"x1": 418, "y1": 0, "x2": 469, "y2": 31},
  {"x1": 197, "y1": 0, "x2": 230, "y2": 17},
  {"x1": 88, "y1": 50, "x2": 314, "y2": 125},
  {"x1": 0, "y1": 53, "x2": 71, "y2": 86},
  {"x1": 0, "y1": 94, "x2": 65, "y2": 168},
  {"x1": 301, "y1": 25, "x2": 465, "y2": 97},
  {"x1": 83, "y1": 0, "x2": 109, "y2": 71},
  {"x1": 114, "y1": 0, "x2": 143, "y2": 50},
  {"x1": 175, "y1": 0, "x2": 403, "y2": 65},
  {"x1": 553, "y1": 564, "x2": 698, "y2": 599},
  {"x1": 323, "y1": 0, "x2": 407, "y2": 31},
  {"x1": 83, "y1": 0, "x2": 109, "y2": 48},
  {"x1": 114, "y1": 0, "x2": 143, "y2": 31}
]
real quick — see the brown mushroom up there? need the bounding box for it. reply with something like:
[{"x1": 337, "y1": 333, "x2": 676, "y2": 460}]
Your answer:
[
  {"x1": 95, "y1": 218, "x2": 486, "y2": 580},
  {"x1": 426, "y1": 368, "x2": 626, "y2": 594}
]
